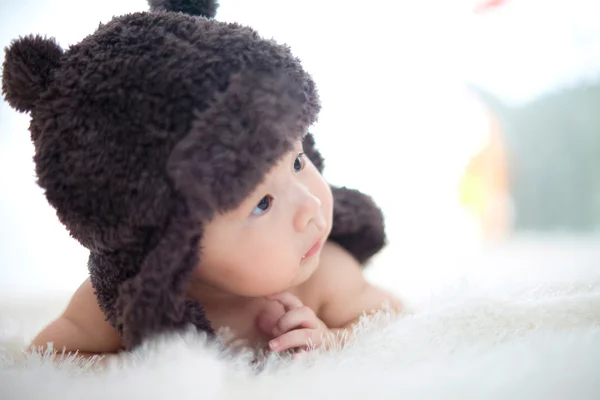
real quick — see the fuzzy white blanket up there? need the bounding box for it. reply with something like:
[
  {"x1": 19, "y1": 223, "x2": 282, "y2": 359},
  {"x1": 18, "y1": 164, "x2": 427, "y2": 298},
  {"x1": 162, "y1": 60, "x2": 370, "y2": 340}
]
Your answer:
[{"x1": 1, "y1": 238, "x2": 600, "y2": 399}]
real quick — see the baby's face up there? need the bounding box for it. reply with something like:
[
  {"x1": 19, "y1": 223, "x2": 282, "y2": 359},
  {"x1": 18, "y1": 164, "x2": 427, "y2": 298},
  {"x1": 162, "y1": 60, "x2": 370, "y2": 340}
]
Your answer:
[{"x1": 195, "y1": 139, "x2": 333, "y2": 297}]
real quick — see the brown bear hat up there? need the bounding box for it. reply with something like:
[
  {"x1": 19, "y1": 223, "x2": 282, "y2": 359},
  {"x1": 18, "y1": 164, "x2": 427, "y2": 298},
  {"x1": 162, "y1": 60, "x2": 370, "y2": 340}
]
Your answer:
[{"x1": 2, "y1": 0, "x2": 386, "y2": 350}]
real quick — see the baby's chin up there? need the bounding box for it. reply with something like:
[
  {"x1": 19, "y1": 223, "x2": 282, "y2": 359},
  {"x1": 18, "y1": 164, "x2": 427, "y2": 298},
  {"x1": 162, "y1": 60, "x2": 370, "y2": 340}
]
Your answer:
[{"x1": 291, "y1": 252, "x2": 322, "y2": 286}]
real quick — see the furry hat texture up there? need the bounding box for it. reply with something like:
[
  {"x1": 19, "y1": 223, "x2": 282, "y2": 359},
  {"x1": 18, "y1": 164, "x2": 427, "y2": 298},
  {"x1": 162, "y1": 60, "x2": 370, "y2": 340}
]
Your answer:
[{"x1": 2, "y1": 0, "x2": 386, "y2": 350}]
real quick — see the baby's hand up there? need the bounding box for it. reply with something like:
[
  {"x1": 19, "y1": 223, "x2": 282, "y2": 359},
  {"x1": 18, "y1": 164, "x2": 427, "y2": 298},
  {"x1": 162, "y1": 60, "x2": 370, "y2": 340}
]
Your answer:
[
  {"x1": 216, "y1": 327, "x2": 251, "y2": 354},
  {"x1": 262, "y1": 292, "x2": 333, "y2": 356}
]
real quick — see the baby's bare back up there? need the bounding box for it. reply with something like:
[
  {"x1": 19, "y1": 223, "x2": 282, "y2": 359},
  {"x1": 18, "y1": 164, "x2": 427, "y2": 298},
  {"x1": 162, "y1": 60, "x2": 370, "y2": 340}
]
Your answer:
[{"x1": 30, "y1": 278, "x2": 123, "y2": 355}]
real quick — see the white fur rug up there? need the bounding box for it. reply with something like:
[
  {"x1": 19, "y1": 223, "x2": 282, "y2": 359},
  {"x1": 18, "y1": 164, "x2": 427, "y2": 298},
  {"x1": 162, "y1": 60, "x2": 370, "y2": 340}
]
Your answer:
[{"x1": 2, "y1": 237, "x2": 600, "y2": 399}]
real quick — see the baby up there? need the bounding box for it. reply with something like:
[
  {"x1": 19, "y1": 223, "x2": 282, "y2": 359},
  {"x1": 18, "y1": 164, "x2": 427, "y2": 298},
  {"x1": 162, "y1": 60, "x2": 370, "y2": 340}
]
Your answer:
[
  {"x1": 31, "y1": 142, "x2": 400, "y2": 358},
  {"x1": 2, "y1": 0, "x2": 401, "y2": 361}
]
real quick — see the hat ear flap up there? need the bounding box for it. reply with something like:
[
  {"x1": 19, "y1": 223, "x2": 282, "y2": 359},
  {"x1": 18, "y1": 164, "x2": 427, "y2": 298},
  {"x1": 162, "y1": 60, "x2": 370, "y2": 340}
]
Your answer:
[
  {"x1": 2, "y1": 34, "x2": 63, "y2": 113},
  {"x1": 329, "y1": 186, "x2": 387, "y2": 265},
  {"x1": 303, "y1": 132, "x2": 325, "y2": 173},
  {"x1": 114, "y1": 202, "x2": 213, "y2": 349}
]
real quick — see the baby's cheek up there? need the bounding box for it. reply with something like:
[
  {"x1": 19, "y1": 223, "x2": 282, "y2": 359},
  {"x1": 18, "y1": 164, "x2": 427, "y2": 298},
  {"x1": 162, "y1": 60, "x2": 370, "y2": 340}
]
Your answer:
[
  {"x1": 322, "y1": 184, "x2": 334, "y2": 231},
  {"x1": 240, "y1": 252, "x2": 291, "y2": 289}
]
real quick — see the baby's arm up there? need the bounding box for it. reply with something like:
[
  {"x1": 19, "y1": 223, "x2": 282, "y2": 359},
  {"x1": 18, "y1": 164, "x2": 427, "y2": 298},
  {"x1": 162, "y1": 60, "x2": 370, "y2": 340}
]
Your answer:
[
  {"x1": 314, "y1": 241, "x2": 402, "y2": 330},
  {"x1": 263, "y1": 242, "x2": 402, "y2": 354},
  {"x1": 30, "y1": 278, "x2": 123, "y2": 359}
]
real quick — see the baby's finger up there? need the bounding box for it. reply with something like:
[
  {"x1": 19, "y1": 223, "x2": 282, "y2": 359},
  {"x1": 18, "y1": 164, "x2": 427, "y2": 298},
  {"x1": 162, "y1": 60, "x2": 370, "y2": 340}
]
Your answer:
[
  {"x1": 265, "y1": 292, "x2": 303, "y2": 312},
  {"x1": 272, "y1": 306, "x2": 318, "y2": 336},
  {"x1": 269, "y1": 329, "x2": 319, "y2": 353},
  {"x1": 227, "y1": 339, "x2": 250, "y2": 353},
  {"x1": 256, "y1": 309, "x2": 280, "y2": 335},
  {"x1": 292, "y1": 350, "x2": 308, "y2": 361}
]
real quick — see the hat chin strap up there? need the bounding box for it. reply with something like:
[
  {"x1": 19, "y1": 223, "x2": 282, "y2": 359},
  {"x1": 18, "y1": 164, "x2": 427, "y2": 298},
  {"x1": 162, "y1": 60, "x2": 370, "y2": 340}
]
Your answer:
[{"x1": 115, "y1": 200, "x2": 213, "y2": 350}]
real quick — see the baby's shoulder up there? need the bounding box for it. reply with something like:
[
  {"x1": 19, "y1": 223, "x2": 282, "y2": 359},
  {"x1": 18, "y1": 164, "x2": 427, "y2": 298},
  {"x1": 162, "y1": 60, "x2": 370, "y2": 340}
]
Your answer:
[
  {"x1": 314, "y1": 240, "x2": 364, "y2": 282},
  {"x1": 296, "y1": 241, "x2": 365, "y2": 307},
  {"x1": 319, "y1": 240, "x2": 358, "y2": 265},
  {"x1": 30, "y1": 278, "x2": 123, "y2": 355}
]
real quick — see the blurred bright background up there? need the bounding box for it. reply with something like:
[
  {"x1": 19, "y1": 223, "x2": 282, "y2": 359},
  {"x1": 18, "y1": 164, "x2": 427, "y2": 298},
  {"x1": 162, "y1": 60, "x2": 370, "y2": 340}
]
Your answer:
[{"x1": 1, "y1": 0, "x2": 600, "y2": 300}]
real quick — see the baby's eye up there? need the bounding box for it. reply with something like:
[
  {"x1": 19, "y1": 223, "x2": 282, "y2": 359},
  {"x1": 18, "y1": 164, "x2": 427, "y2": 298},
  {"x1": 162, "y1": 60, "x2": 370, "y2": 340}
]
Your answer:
[
  {"x1": 294, "y1": 153, "x2": 306, "y2": 173},
  {"x1": 251, "y1": 195, "x2": 273, "y2": 216}
]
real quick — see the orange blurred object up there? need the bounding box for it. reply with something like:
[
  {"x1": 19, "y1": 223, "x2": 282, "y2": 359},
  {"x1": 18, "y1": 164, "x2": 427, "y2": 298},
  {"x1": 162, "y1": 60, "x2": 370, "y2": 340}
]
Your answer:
[
  {"x1": 459, "y1": 107, "x2": 511, "y2": 239},
  {"x1": 473, "y1": 0, "x2": 509, "y2": 14}
]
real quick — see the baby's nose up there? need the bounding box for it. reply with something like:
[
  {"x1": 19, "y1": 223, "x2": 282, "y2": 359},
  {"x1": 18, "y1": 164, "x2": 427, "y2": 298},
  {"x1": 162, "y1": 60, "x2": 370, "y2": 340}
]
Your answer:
[{"x1": 293, "y1": 192, "x2": 322, "y2": 232}]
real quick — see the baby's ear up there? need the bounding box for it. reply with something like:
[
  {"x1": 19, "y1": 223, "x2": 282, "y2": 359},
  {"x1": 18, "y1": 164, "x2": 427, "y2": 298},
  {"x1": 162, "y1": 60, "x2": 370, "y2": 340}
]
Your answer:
[{"x1": 2, "y1": 34, "x2": 63, "y2": 113}]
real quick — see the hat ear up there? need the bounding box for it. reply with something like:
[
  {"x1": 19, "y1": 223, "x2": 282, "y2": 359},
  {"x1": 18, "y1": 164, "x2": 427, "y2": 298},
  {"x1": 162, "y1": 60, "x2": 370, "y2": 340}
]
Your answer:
[
  {"x1": 2, "y1": 34, "x2": 63, "y2": 113},
  {"x1": 148, "y1": 0, "x2": 219, "y2": 18}
]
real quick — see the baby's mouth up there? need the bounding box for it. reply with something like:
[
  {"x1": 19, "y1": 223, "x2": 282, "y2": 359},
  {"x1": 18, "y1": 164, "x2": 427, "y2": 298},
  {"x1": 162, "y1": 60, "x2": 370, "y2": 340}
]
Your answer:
[{"x1": 301, "y1": 237, "x2": 323, "y2": 261}]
